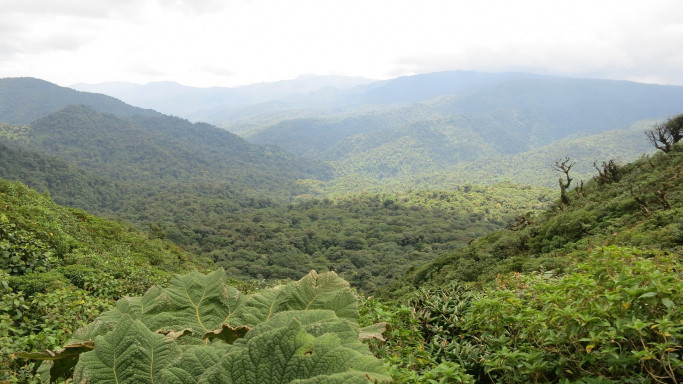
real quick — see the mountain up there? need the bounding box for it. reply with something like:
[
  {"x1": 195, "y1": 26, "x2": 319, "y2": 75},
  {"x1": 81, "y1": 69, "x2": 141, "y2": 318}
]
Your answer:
[
  {"x1": 0, "y1": 78, "x2": 338, "y2": 249},
  {"x1": 0, "y1": 77, "x2": 160, "y2": 125},
  {"x1": 71, "y1": 74, "x2": 375, "y2": 117},
  {"x1": 245, "y1": 76, "x2": 683, "y2": 182},
  {"x1": 0, "y1": 78, "x2": 333, "y2": 186},
  {"x1": 340, "y1": 71, "x2": 546, "y2": 105},
  {"x1": 20, "y1": 105, "x2": 331, "y2": 185}
]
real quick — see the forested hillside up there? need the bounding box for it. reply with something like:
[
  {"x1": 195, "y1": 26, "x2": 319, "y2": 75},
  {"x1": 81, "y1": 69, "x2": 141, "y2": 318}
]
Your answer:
[
  {"x1": 0, "y1": 103, "x2": 331, "y2": 188},
  {"x1": 245, "y1": 76, "x2": 683, "y2": 184},
  {"x1": 0, "y1": 142, "x2": 124, "y2": 214},
  {"x1": 362, "y1": 141, "x2": 682, "y2": 383},
  {"x1": 0, "y1": 177, "x2": 211, "y2": 379},
  {"x1": 407, "y1": 139, "x2": 682, "y2": 290}
]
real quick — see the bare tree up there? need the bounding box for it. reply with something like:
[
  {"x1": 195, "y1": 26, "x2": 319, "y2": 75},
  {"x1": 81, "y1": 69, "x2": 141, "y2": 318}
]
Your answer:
[
  {"x1": 645, "y1": 114, "x2": 683, "y2": 153},
  {"x1": 553, "y1": 157, "x2": 575, "y2": 205}
]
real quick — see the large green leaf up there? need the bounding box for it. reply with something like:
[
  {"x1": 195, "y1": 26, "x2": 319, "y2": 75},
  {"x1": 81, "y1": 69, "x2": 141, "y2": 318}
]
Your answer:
[
  {"x1": 72, "y1": 315, "x2": 180, "y2": 384},
  {"x1": 242, "y1": 310, "x2": 364, "y2": 352},
  {"x1": 27, "y1": 269, "x2": 389, "y2": 383},
  {"x1": 275, "y1": 270, "x2": 359, "y2": 321},
  {"x1": 226, "y1": 270, "x2": 359, "y2": 327},
  {"x1": 156, "y1": 346, "x2": 224, "y2": 384},
  {"x1": 198, "y1": 319, "x2": 390, "y2": 384},
  {"x1": 142, "y1": 269, "x2": 246, "y2": 333}
]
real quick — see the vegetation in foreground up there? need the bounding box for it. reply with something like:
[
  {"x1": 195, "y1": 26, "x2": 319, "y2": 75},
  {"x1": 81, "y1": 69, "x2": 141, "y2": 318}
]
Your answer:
[
  {"x1": 2, "y1": 119, "x2": 681, "y2": 382},
  {"x1": 361, "y1": 141, "x2": 682, "y2": 382},
  {"x1": 0, "y1": 178, "x2": 211, "y2": 380}
]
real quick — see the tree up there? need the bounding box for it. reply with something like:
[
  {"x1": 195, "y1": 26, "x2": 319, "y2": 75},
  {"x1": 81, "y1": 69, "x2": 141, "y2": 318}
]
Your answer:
[
  {"x1": 553, "y1": 157, "x2": 574, "y2": 205},
  {"x1": 645, "y1": 114, "x2": 683, "y2": 153},
  {"x1": 593, "y1": 159, "x2": 621, "y2": 185}
]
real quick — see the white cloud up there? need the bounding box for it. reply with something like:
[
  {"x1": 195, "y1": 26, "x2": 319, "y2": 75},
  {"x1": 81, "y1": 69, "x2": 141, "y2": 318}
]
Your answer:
[{"x1": 1, "y1": 0, "x2": 682, "y2": 86}]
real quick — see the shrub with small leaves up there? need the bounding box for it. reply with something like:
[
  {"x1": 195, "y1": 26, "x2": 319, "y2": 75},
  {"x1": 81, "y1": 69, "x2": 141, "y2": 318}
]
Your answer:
[
  {"x1": 464, "y1": 246, "x2": 682, "y2": 383},
  {"x1": 0, "y1": 214, "x2": 57, "y2": 275}
]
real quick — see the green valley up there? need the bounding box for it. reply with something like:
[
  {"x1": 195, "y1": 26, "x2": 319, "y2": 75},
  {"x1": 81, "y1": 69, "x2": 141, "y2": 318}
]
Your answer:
[{"x1": 1, "y1": 73, "x2": 682, "y2": 383}]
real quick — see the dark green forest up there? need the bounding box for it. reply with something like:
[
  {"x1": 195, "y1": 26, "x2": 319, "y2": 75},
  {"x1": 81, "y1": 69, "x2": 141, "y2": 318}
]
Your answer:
[{"x1": 1, "y1": 76, "x2": 682, "y2": 383}]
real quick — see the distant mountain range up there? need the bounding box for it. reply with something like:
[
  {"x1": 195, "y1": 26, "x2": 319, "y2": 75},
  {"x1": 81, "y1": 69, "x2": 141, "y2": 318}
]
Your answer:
[
  {"x1": 4, "y1": 72, "x2": 682, "y2": 197},
  {"x1": 238, "y1": 73, "x2": 683, "y2": 183},
  {"x1": 0, "y1": 77, "x2": 333, "y2": 216},
  {"x1": 71, "y1": 74, "x2": 375, "y2": 117}
]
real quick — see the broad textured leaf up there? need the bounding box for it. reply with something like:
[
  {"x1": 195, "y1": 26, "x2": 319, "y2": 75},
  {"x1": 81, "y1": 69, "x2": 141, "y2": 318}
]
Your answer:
[
  {"x1": 242, "y1": 310, "x2": 363, "y2": 351},
  {"x1": 228, "y1": 271, "x2": 359, "y2": 327},
  {"x1": 141, "y1": 269, "x2": 247, "y2": 333},
  {"x1": 226, "y1": 284, "x2": 283, "y2": 326},
  {"x1": 277, "y1": 271, "x2": 359, "y2": 321},
  {"x1": 198, "y1": 319, "x2": 390, "y2": 383},
  {"x1": 157, "y1": 345, "x2": 225, "y2": 384},
  {"x1": 72, "y1": 315, "x2": 180, "y2": 384}
]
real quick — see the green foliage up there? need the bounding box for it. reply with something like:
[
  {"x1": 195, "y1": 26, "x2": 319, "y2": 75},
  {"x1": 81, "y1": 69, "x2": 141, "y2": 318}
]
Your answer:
[
  {"x1": 21, "y1": 269, "x2": 390, "y2": 383},
  {"x1": 0, "y1": 141, "x2": 124, "y2": 213},
  {"x1": 57, "y1": 265, "x2": 127, "y2": 298},
  {"x1": 408, "y1": 146, "x2": 683, "y2": 289},
  {"x1": 196, "y1": 186, "x2": 551, "y2": 294},
  {"x1": 0, "y1": 177, "x2": 210, "y2": 381},
  {"x1": 464, "y1": 247, "x2": 682, "y2": 383},
  {"x1": 359, "y1": 283, "x2": 480, "y2": 383},
  {"x1": 362, "y1": 247, "x2": 682, "y2": 383},
  {"x1": 7, "y1": 271, "x2": 69, "y2": 296},
  {"x1": 0, "y1": 214, "x2": 57, "y2": 275},
  {"x1": 1, "y1": 275, "x2": 110, "y2": 382}
]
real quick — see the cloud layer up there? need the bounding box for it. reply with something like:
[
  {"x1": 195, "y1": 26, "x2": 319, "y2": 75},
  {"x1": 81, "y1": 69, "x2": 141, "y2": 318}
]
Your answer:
[{"x1": 1, "y1": 0, "x2": 682, "y2": 86}]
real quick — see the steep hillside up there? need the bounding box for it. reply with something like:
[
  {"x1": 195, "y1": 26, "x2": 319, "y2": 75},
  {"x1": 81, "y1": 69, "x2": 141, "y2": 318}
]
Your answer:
[
  {"x1": 0, "y1": 177, "x2": 211, "y2": 377},
  {"x1": 402, "y1": 142, "x2": 682, "y2": 293},
  {"x1": 399, "y1": 122, "x2": 655, "y2": 189},
  {"x1": 18, "y1": 105, "x2": 331, "y2": 185},
  {"x1": 0, "y1": 141, "x2": 123, "y2": 214},
  {"x1": 357, "y1": 143, "x2": 682, "y2": 384},
  {"x1": 0, "y1": 104, "x2": 332, "y2": 198}
]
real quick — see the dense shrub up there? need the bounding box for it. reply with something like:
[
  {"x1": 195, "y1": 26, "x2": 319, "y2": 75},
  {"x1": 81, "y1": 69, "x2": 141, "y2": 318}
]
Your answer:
[{"x1": 363, "y1": 247, "x2": 682, "y2": 383}]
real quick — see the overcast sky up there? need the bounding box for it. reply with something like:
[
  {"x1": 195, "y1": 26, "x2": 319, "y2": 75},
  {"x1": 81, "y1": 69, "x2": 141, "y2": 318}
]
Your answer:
[{"x1": 1, "y1": 0, "x2": 682, "y2": 87}]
